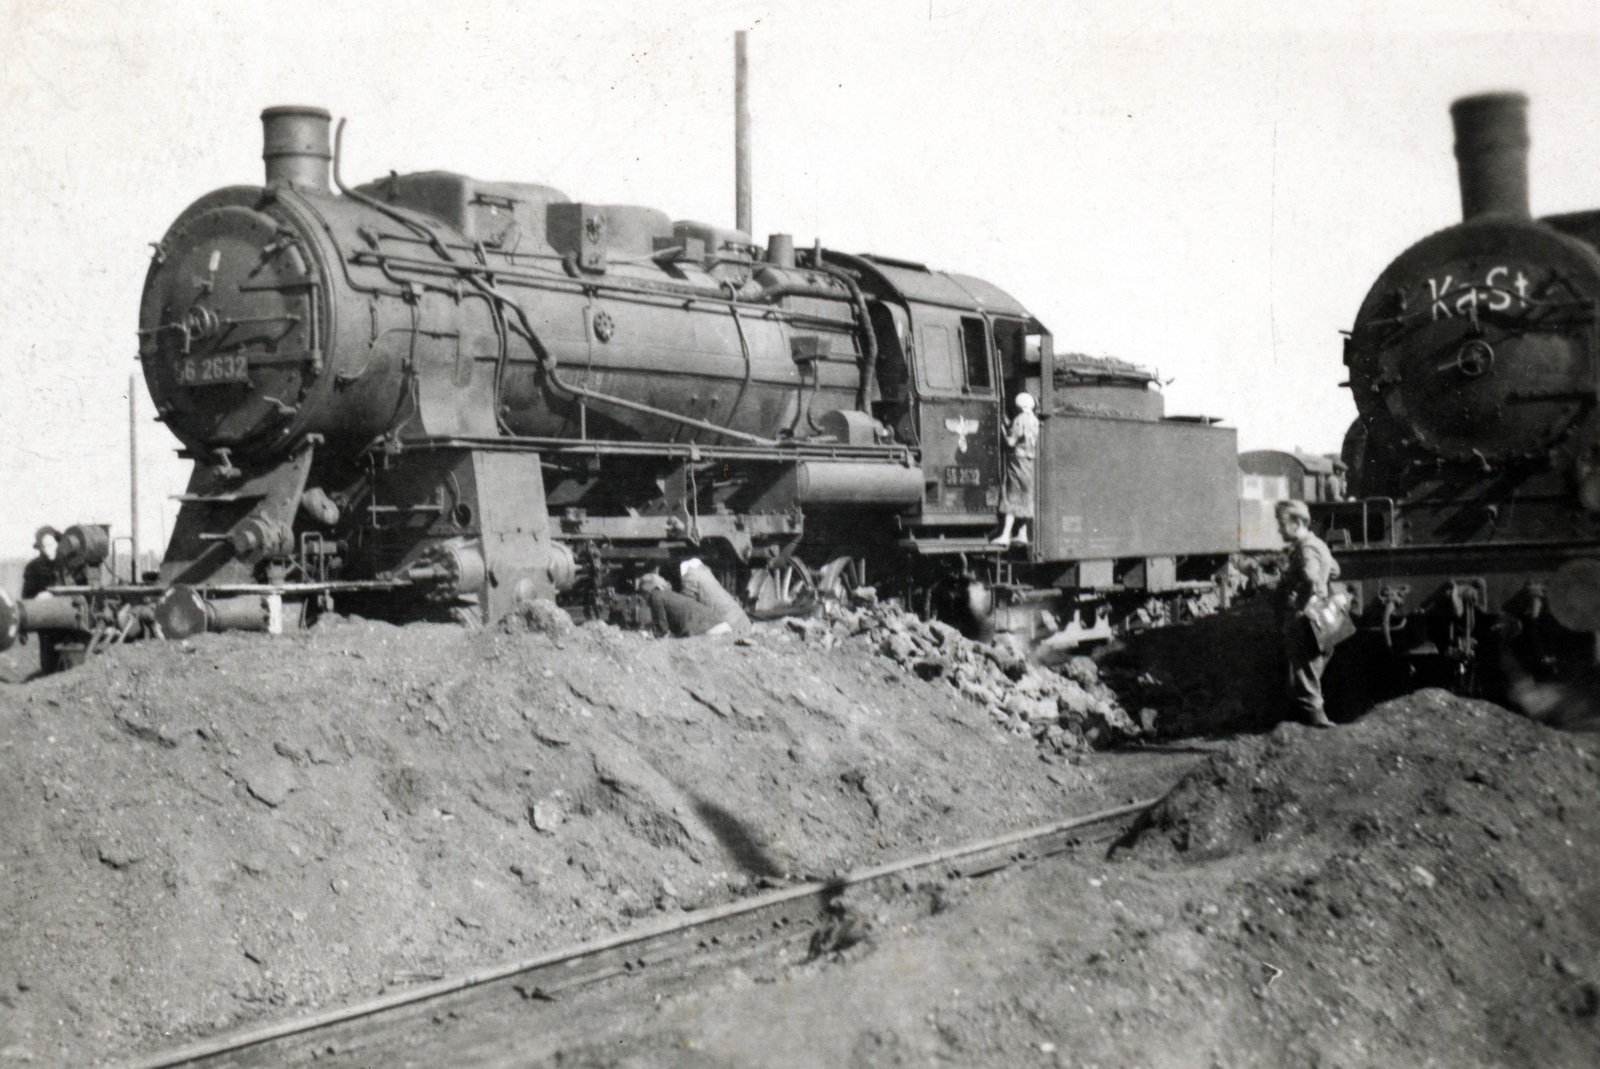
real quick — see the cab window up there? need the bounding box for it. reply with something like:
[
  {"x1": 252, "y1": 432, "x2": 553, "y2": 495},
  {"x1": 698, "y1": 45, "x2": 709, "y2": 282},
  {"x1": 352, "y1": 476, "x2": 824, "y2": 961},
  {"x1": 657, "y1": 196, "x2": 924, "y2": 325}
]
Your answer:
[
  {"x1": 920, "y1": 324, "x2": 960, "y2": 391},
  {"x1": 960, "y1": 317, "x2": 991, "y2": 391}
]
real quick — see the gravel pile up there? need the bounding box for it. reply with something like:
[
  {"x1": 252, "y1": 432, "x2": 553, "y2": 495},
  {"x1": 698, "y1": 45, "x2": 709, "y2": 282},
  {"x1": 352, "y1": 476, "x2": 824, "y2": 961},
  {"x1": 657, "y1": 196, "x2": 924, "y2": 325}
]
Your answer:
[{"x1": 783, "y1": 590, "x2": 1147, "y2": 749}]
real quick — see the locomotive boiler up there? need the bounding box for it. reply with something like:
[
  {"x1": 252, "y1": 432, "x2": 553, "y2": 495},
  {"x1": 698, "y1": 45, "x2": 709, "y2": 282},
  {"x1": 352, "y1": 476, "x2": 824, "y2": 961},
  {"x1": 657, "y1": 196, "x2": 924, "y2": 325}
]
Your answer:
[
  {"x1": 1331, "y1": 92, "x2": 1600, "y2": 701},
  {"x1": 0, "y1": 106, "x2": 1241, "y2": 655}
]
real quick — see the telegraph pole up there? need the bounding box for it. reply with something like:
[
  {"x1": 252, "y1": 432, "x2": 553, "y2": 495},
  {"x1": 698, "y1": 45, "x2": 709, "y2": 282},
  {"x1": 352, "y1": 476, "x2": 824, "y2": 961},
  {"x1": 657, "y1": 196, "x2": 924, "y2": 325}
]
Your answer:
[
  {"x1": 735, "y1": 30, "x2": 752, "y2": 235},
  {"x1": 129, "y1": 374, "x2": 140, "y2": 581}
]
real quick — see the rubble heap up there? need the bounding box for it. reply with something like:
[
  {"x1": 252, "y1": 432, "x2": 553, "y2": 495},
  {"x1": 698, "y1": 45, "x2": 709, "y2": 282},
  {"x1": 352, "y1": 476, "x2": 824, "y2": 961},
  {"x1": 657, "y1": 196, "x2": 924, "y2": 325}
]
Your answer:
[{"x1": 782, "y1": 591, "x2": 1148, "y2": 749}]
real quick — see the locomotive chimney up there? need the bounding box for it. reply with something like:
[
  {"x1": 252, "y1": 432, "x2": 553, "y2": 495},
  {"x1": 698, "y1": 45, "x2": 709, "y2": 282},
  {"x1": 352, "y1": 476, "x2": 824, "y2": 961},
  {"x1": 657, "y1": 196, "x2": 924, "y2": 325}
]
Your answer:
[
  {"x1": 261, "y1": 106, "x2": 332, "y2": 194},
  {"x1": 1450, "y1": 92, "x2": 1530, "y2": 221}
]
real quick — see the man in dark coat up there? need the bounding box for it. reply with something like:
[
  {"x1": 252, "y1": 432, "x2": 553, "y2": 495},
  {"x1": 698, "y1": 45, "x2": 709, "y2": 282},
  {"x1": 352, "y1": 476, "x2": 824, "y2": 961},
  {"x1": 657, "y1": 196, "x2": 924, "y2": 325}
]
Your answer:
[
  {"x1": 21, "y1": 527, "x2": 64, "y2": 673},
  {"x1": 21, "y1": 527, "x2": 60, "y2": 600}
]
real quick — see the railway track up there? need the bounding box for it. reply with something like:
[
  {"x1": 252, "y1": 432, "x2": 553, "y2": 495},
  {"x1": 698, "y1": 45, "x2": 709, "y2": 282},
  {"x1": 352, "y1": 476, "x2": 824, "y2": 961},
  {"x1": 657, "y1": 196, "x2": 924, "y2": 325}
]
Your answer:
[{"x1": 116, "y1": 797, "x2": 1161, "y2": 1069}]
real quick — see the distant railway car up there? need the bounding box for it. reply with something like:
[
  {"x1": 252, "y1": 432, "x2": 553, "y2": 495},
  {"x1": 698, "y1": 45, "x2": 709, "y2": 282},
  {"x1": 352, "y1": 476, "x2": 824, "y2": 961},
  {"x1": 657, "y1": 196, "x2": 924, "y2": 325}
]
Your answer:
[
  {"x1": 1238, "y1": 450, "x2": 1350, "y2": 551},
  {"x1": 1239, "y1": 450, "x2": 1347, "y2": 503}
]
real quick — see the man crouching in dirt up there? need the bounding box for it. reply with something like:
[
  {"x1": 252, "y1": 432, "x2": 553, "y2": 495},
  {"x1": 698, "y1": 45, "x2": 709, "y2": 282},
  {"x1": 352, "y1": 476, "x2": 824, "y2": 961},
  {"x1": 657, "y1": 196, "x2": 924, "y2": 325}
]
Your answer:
[
  {"x1": 1276, "y1": 499, "x2": 1337, "y2": 728},
  {"x1": 639, "y1": 559, "x2": 751, "y2": 638}
]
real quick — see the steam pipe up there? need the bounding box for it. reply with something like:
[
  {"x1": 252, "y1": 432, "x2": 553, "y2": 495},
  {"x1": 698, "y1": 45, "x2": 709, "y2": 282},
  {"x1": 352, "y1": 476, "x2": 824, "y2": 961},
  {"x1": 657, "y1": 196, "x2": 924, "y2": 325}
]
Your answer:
[
  {"x1": 1451, "y1": 92, "x2": 1530, "y2": 221},
  {"x1": 809, "y1": 255, "x2": 878, "y2": 411}
]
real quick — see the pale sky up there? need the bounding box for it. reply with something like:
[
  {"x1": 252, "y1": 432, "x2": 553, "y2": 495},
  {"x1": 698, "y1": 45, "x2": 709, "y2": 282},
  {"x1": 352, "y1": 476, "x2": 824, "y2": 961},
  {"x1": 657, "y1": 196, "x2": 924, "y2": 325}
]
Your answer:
[{"x1": 3, "y1": 0, "x2": 1599, "y2": 556}]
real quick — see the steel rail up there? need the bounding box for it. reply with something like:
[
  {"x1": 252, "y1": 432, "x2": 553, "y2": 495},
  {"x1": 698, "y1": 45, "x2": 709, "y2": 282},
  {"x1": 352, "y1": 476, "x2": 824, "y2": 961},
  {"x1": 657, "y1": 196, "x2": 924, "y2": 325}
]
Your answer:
[{"x1": 113, "y1": 797, "x2": 1158, "y2": 1069}]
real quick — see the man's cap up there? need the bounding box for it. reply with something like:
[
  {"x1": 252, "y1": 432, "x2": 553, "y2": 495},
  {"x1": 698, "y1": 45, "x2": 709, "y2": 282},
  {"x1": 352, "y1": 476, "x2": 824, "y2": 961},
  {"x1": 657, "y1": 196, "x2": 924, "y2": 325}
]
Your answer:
[
  {"x1": 679, "y1": 557, "x2": 704, "y2": 576},
  {"x1": 33, "y1": 525, "x2": 59, "y2": 550},
  {"x1": 1275, "y1": 499, "x2": 1312, "y2": 522},
  {"x1": 1015, "y1": 392, "x2": 1036, "y2": 410}
]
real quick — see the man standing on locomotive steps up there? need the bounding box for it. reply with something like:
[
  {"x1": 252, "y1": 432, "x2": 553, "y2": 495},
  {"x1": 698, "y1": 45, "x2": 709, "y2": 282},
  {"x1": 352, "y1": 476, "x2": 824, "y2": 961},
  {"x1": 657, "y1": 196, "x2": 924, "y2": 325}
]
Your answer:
[
  {"x1": 993, "y1": 392, "x2": 1039, "y2": 546},
  {"x1": 1276, "y1": 499, "x2": 1338, "y2": 728}
]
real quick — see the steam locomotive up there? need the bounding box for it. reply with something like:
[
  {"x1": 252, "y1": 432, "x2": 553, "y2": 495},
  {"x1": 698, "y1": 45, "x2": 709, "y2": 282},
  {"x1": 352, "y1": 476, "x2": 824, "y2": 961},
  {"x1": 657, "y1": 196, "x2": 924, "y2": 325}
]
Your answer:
[
  {"x1": 0, "y1": 106, "x2": 1241, "y2": 659},
  {"x1": 1330, "y1": 92, "x2": 1600, "y2": 703}
]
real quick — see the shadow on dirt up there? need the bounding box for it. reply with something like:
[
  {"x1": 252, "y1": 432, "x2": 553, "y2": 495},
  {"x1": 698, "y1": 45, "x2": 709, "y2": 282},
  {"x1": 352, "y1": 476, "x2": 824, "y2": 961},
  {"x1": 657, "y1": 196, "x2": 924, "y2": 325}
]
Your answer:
[{"x1": 691, "y1": 796, "x2": 785, "y2": 878}]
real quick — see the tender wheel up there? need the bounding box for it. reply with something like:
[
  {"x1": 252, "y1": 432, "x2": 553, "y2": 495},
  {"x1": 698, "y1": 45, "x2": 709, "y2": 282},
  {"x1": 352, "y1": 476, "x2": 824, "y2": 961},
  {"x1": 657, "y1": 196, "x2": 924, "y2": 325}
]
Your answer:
[{"x1": 749, "y1": 558, "x2": 817, "y2": 618}]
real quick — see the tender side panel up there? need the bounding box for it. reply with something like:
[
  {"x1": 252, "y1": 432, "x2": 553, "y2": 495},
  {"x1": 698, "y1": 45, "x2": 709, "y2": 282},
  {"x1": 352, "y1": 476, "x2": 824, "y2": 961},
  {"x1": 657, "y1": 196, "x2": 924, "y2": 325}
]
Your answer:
[{"x1": 1038, "y1": 417, "x2": 1239, "y2": 561}]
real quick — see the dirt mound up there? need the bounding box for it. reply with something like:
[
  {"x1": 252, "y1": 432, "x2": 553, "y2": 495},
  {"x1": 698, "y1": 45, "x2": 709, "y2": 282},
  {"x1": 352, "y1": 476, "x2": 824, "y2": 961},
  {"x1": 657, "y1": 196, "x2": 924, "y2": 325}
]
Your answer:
[
  {"x1": 5, "y1": 606, "x2": 1597, "y2": 1067},
  {"x1": 1113, "y1": 689, "x2": 1600, "y2": 1066},
  {"x1": 412, "y1": 688, "x2": 1600, "y2": 1069},
  {"x1": 0, "y1": 615, "x2": 1109, "y2": 1067}
]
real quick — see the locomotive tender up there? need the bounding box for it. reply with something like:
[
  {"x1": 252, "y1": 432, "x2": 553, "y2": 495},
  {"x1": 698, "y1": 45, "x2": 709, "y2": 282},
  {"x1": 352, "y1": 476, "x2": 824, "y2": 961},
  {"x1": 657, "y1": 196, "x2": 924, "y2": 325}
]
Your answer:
[
  {"x1": 1333, "y1": 92, "x2": 1600, "y2": 698},
  {"x1": 0, "y1": 106, "x2": 1239, "y2": 655}
]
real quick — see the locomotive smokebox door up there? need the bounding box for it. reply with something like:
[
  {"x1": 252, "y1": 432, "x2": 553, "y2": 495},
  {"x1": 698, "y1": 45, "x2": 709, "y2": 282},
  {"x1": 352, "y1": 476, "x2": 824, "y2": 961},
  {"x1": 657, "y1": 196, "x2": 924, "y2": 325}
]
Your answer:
[
  {"x1": 141, "y1": 199, "x2": 322, "y2": 457},
  {"x1": 1348, "y1": 220, "x2": 1600, "y2": 468}
]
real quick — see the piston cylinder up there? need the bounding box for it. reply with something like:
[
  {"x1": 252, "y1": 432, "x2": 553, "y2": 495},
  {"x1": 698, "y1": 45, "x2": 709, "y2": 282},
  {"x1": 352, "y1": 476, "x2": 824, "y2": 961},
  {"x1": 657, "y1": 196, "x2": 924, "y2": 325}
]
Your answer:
[
  {"x1": 153, "y1": 586, "x2": 210, "y2": 638},
  {"x1": 0, "y1": 590, "x2": 87, "y2": 650},
  {"x1": 154, "y1": 585, "x2": 296, "y2": 637},
  {"x1": 0, "y1": 590, "x2": 16, "y2": 650},
  {"x1": 230, "y1": 515, "x2": 295, "y2": 564},
  {"x1": 207, "y1": 595, "x2": 274, "y2": 632},
  {"x1": 404, "y1": 539, "x2": 487, "y2": 597},
  {"x1": 1549, "y1": 559, "x2": 1600, "y2": 633},
  {"x1": 1451, "y1": 92, "x2": 1530, "y2": 221},
  {"x1": 20, "y1": 597, "x2": 84, "y2": 632}
]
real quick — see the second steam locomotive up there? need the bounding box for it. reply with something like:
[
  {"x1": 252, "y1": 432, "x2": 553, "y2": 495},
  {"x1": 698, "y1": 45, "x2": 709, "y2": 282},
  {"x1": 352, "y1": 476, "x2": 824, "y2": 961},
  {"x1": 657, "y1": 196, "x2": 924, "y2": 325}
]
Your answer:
[
  {"x1": 1331, "y1": 92, "x2": 1600, "y2": 704},
  {"x1": 0, "y1": 106, "x2": 1241, "y2": 655}
]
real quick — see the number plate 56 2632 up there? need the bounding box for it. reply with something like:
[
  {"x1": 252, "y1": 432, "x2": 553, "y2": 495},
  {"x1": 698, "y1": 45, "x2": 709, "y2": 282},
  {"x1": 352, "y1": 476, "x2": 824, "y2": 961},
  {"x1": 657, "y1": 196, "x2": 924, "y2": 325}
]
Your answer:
[
  {"x1": 176, "y1": 354, "x2": 251, "y2": 385},
  {"x1": 943, "y1": 466, "x2": 982, "y2": 486}
]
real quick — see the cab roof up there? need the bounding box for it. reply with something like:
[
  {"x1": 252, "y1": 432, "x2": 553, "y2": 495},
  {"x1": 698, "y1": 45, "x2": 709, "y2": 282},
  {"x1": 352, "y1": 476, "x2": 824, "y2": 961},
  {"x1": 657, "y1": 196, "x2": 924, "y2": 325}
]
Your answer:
[{"x1": 833, "y1": 252, "x2": 1031, "y2": 317}]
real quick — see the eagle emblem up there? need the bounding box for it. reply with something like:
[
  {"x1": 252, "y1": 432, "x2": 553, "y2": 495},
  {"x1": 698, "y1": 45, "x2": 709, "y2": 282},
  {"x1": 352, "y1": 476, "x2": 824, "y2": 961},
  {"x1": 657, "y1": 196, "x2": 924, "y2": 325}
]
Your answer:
[{"x1": 944, "y1": 415, "x2": 980, "y2": 453}]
